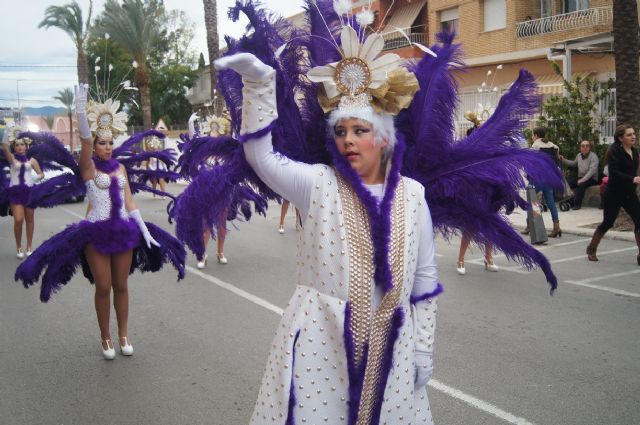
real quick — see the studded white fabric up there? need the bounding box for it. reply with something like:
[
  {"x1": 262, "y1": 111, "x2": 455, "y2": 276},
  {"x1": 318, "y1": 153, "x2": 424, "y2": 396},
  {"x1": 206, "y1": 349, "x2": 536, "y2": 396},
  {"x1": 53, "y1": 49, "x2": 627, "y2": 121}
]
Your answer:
[
  {"x1": 249, "y1": 165, "x2": 436, "y2": 425},
  {"x1": 85, "y1": 173, "x2": 127, "y2": 222},
  {"x1": 241, "y1": 68, "x2": 278, "y2": 135},
  {"x1": 9, "y1": 158, "x2": 35, "y2": 187}
]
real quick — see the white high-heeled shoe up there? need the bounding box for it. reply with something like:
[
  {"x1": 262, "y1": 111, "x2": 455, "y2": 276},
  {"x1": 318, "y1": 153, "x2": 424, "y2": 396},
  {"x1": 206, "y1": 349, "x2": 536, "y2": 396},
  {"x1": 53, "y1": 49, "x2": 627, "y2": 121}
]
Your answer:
[
  {"x1": 119, "y1": 336, "x2": 134, "y2": 356},
  {"x1": 484, "y1": 259, "x2": 499, "y2": 272},
  {"x1": 278, "y1": 225, "x2": 285, "y2": 234},
  {"x1": 197, "y1": 254, "x2": 208, "y2": 269},
  {"x1": 16, "y1": 248, "x2": 25, "y2": 259},
  {"x1": 217, "y1": 253, "x2": 228, "y2": 264},
  {"x1": 456, "y1": 261, "x2": 466, "y2": 275},
  {"x1": 26, "y1": 247, "x2": 32, "y2": 257},
  {"x1": 101, "y1": 338, "x2": 116, "y2": 360}
]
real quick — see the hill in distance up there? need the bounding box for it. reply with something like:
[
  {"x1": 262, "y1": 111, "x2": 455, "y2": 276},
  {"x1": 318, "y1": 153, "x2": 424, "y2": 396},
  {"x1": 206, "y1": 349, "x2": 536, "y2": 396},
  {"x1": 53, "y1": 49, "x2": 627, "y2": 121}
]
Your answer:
[{"x1": 24, "y1": 106, "x2": 67, "y2": 117}]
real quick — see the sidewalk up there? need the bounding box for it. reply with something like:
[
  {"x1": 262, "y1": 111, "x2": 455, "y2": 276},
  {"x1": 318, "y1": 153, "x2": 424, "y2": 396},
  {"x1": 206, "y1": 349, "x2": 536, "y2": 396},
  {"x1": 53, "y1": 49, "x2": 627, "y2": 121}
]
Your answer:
[{"x1": 506, "y1": 206, "x2": 636, "y2": 242}]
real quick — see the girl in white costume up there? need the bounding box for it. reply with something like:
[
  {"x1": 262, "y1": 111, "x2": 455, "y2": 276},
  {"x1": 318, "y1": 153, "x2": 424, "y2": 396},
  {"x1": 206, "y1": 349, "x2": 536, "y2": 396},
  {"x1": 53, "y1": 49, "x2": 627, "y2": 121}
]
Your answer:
[{"x1": 216, "y1": 24, "x2": 441, "y2": 425}]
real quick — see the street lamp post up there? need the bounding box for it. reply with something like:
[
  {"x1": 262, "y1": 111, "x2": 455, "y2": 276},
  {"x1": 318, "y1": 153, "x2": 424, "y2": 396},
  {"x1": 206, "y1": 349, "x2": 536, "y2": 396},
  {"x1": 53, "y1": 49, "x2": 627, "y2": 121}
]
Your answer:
[{"x1": 15, "y1": 79, "x2": 24, "y2": 122}]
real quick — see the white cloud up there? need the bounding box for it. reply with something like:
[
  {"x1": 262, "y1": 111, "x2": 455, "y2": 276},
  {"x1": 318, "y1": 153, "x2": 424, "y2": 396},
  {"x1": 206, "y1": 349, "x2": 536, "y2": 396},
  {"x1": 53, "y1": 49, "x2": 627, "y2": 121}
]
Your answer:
[{"x1": 0, "y1": 0, "x2": 304, "y2": 108}]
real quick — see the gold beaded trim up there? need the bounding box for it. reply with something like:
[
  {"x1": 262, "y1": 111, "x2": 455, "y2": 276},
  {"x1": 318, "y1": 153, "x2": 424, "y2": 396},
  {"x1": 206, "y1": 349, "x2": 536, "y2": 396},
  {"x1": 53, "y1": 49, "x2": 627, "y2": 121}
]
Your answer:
[
  {"x1": 336, "y1": 172, "x2": 374, "y2": 365},
  {"x1": 336, "y1": 171, "x2": 406, "y2": 425}
]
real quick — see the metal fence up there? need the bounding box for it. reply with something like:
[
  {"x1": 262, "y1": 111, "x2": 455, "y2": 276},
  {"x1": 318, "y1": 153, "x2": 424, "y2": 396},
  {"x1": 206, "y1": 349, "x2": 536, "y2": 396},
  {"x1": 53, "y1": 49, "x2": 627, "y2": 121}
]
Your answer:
[
  {"x1": 455, "y1": 86, "x2": 617, "y2": 143},
  {"x1": 381, "y1": 25, "x2": 426, "y2": 51},
  {"x1": 515, "y1": 6, "x2": 613, "y2": 38}
]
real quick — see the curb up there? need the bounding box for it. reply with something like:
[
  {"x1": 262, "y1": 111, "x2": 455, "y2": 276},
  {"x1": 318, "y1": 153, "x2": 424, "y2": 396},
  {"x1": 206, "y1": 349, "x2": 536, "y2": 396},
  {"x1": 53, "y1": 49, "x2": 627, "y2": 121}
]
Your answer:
[{"x1": 511, "y1": 224, "x2": 636, "y2": 242}]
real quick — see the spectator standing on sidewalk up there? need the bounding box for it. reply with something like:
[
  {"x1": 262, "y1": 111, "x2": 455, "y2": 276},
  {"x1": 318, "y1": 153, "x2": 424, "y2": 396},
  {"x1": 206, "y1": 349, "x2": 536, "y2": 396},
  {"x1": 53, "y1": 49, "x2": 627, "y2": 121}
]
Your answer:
[
  {"x1": 530, "y1": 127, "x2": 563, "y2": 237},
  {"x1": 559, "y1": 140, "x2": 599, "y2": 210},
  {"x1": 586, "y1": 124, "x2": 640, "y2": 264}
]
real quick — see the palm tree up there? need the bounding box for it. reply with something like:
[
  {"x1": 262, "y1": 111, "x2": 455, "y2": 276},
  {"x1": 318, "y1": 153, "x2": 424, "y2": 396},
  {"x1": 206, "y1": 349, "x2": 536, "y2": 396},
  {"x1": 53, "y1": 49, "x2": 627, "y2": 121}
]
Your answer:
[
  {"x1": 202, "y1": 0, "x2": 220, "y2": 113},
  {"x1": 612, "y1": 0, "x2": 640, "y2": 130},
  {"x1": 99, "y1": 0, "x2": 163, "y2": 129},
  {"x1": 53, "y1": 88, "x2": 75, "y2": 152},
  {"x1": 39, "y1": 1, "x2": 93, "y2": 85}
]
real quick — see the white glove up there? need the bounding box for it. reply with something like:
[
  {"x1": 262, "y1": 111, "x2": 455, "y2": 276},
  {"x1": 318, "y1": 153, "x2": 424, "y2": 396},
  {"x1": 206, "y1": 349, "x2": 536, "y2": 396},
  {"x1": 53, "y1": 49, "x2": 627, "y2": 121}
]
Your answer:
[
  {"x1": 188, "y1": 112, "x2": 199, "y2": 137},
  {"x1": 74, "y1": 84, "x2": 91, "y2": 139},
  {"x1": 411, "y1": 297, "x2": 437, "y2": 388},
  {"x1": 414, "y1": 351, "x2": 433, "y2": 388},
  {"x1": 214, "y1": 53, "x2": 273, "y2": 81},
  {"x1": 214, "y1": 53, "x2": 278, "y2": 136},
  {"x1": 1, "y1": 128, "x2": 9, "y2": 145},
  {"x1": 129, "y1": 209, "x2": 160, "y2": 248}
]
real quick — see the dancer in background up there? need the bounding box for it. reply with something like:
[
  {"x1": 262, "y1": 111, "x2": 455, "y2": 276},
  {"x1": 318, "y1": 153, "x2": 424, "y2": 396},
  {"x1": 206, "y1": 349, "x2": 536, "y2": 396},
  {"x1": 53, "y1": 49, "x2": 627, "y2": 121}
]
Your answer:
[
  {"x1": 1, "y1": 127, "x2": 44, "y2": 258},
  {"x1": 15, "y1": 85, "x2": 185, "y2": 360},
  {"x1": 456, "y1": 112, "x2": 498, "y2": 274}
]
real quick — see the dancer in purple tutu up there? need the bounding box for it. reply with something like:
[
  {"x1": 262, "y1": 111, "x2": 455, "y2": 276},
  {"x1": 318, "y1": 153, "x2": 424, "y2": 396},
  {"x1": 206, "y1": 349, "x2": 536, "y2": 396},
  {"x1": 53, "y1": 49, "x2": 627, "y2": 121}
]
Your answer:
[
  {"x1": 15, "y1": 85, "x2": 185, "y2": 360},
  {"x1": 1, "y1": 126, "x2": 44, "y2": 258}
]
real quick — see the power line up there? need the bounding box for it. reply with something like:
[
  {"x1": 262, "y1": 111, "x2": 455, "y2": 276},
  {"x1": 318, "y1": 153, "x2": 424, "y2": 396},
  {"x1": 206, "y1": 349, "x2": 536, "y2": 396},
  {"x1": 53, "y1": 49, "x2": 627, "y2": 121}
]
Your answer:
[
  {"x1": 0, "y1": 64, "x2": 76, "y2": 68},
  {"x1": 0, "y1": 78, "x2": 77, "y2": 82},
  {"x1": 0, "y1": 98, "x2": 61, "y2": 104}
]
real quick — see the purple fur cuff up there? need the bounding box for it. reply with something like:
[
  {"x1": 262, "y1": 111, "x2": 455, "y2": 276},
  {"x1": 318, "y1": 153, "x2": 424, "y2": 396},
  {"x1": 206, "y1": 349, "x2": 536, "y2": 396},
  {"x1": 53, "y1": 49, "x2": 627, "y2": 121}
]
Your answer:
[
  {"x1": 410, "y1": 282, "x2": 444, "y2": 304},
  {"x1": 237, "y1": 121, "x2": 277, "y2": 143}
]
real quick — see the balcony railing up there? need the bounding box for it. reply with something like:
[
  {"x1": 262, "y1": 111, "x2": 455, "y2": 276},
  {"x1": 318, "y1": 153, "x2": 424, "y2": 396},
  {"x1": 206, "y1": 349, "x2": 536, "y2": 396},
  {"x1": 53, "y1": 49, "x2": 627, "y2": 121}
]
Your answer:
[
  {"x1": 382, "y1": 25, "x2": 426, "y2": 51},
  {"x1": 515, "y1": 6, "x2": 612, "y2": 38}
]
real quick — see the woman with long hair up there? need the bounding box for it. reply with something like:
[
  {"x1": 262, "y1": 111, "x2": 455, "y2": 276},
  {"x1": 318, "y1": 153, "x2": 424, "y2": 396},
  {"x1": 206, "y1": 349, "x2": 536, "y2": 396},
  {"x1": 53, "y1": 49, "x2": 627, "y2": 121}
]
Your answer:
[
  {"x1": 1, "y1": 127, "x2": 44, "y2": 258},
  {"x1": 586, "y1": 124, "x2": 640, "y2": 264}
]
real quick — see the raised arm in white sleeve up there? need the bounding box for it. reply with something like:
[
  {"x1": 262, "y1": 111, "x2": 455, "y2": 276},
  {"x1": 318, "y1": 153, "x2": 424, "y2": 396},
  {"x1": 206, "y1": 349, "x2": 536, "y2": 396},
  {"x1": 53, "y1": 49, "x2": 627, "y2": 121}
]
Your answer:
[{"x1": 215, "y1": 53, "x2": 317, "y2": 219}]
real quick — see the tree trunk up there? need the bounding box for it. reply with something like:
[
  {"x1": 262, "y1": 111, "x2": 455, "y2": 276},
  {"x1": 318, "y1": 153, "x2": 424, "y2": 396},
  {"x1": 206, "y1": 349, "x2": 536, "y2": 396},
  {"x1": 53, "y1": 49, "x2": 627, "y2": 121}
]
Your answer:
[
  {"x1": 135, "y1": 67, "x2": 152, "y2": 130},
  {"x1": 203, "y1": 0, "x2": 220, "y2": 113},
  {"x1": 68, "y1": 111, "x2": 73, "y2": 152},
  {"x1": 77, "y1": 48, "x2": 89, "y2": 85},
  {"x1": 613, "y1": 0, "x2": 640, "y2": 131}
]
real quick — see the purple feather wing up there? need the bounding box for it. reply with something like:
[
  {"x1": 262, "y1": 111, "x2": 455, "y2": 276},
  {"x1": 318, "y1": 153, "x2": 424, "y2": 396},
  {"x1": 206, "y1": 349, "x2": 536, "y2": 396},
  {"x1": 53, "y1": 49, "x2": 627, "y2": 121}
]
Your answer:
[
  {"x1": 18, "y1": 131, "x2": 86, "y2": 208},
  {"x1": 396, "y1": 42, "x2": 562, "y2": 292},
  {"x1": 114, "y1": 130, "x2": 180, "y2": 199}
]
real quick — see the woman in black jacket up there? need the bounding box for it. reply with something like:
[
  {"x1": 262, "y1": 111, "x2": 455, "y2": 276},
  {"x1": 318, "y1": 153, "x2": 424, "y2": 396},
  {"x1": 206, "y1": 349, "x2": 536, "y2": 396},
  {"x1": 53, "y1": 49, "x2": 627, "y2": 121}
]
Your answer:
[{"x1": 587, "y1": 124, "x2": 640, "y2": 264}]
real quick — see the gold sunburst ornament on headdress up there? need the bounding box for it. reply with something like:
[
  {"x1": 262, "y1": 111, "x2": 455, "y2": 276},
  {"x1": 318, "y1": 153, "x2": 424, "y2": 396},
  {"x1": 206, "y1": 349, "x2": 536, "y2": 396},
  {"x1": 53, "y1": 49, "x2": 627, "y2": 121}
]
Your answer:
[
  {"x1": 7, "y1": 126, "x2": 31, "y2": 146},
  {"x1": 307, "y1": 25, "x2": 421, "y2": 115},
  {"x1": 144, "y1": 134, "x2": 164, "y2": 151},
  {"x1": 201, "y1": 113, "x2": 231, "y2": 137},
  {"x1": 86, "y1": 98, "x2": 128, "y2": 140}
]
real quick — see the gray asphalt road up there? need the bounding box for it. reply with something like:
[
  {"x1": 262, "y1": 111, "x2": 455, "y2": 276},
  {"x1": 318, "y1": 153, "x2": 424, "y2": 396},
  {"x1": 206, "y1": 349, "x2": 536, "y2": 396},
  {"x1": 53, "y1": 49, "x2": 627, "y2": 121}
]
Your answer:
[{"x1": 1, "y1": 185, "x2": 639, "y2": 425}]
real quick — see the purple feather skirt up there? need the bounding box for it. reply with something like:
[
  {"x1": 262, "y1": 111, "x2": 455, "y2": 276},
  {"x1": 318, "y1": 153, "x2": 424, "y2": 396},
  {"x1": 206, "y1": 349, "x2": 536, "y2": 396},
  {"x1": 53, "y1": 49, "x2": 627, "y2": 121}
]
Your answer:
[
  {"x1": 15, "y1": 217, "x2": 186, "y2": 302},
  {"x1": 7, "y1": 185, "x2": 30, "y2": 206}
]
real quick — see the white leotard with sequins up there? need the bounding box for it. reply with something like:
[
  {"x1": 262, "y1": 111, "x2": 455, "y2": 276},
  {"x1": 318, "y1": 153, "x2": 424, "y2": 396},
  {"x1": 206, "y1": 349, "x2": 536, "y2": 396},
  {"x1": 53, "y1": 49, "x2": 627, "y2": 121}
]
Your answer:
[
  {"x1": 9, "y1": 159, "x2": 34, "y2": 187},
  {"x1": 85, "y1": 173, "x2": 128, "y2": 222}
]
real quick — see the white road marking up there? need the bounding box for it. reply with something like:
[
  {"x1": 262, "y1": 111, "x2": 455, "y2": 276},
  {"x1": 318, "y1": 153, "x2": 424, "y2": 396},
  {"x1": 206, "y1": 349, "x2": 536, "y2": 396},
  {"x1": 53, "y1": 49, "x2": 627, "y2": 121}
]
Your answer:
[
  {"x1": 563, "y1": 280, "x2": 640, "y2": 298},
  {"x1": 564, "y1": 270, "x2": 640, "y2": 298},
  {"x1": 429, "y1": 379, "x2": 538, "y2": 425},
  {"x1": 60, "y1": 207, "x2": 85, "y2": 220},
  {"x1": 187, "y1": 267, "x2": 538, "y2": 425},
  {"x1": 186, "y1": 266, "x2": 284, "y2": 316},
  {"x1": 469, "y1": 238, "x2": 592, "y2": 262},
  {"x1": 549, "y1": 247, "x2": 637, "y2": 264}
]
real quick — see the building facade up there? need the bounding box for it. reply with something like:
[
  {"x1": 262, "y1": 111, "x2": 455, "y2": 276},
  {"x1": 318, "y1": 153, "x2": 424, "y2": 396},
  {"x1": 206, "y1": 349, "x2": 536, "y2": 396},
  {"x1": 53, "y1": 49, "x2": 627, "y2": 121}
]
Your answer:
[{"x1": 189, "y1": 1, "x2": 636, "y2": 138}]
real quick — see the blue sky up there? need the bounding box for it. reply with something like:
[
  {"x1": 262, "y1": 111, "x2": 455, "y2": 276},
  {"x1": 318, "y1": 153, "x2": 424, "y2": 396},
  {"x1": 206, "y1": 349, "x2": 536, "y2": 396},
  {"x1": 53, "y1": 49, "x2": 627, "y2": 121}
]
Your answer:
[{"x1": 0, "y1": 0, "x2": 305, "y2": 109}]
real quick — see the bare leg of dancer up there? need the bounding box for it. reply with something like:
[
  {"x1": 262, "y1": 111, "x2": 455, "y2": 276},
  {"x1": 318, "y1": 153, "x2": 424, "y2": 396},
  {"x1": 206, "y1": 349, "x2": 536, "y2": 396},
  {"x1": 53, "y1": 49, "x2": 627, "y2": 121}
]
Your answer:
[
  {"x1": 11, "y1": 203, "x2": 25, "y2": 257},
  {"x1": 85, "y1": 243, "x2": 115, "y2": 358},
  {"x1": 24, "y1": 207, "x2": 35, "y2": 253},
  {"x1": 279, "y1": 200, "x2": 290, "y2": 233}
]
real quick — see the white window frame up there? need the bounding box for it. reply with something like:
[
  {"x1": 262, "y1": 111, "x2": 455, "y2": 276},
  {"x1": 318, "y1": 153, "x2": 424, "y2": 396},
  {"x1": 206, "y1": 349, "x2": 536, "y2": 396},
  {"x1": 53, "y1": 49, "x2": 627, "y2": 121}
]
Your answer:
[
  {"x1": 483, "y1": 0, "x2": 506, "y2": 31},
  {"x1": 564, "y1": 0, "x2": 589, "y2": 13},
  {"x1": 440, "y1": 7, "x2": 459, "y2": 34}
]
